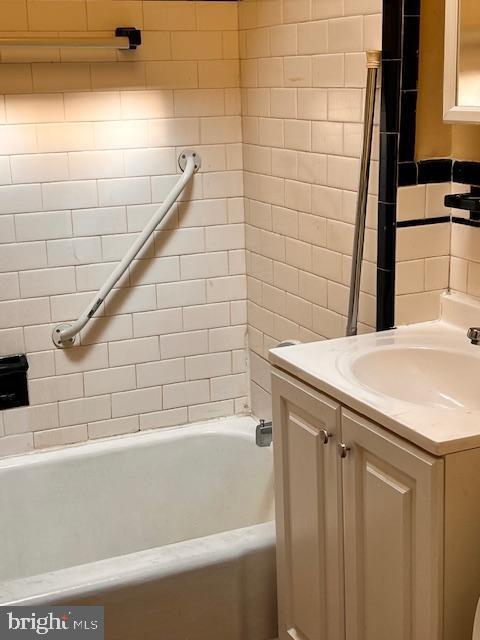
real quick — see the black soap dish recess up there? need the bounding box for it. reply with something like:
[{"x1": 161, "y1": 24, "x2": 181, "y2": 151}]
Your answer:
[
  {"x1": 445, "y1": 187, "x2": 480, "y2": 219},
  {"x1": 0, "y1": 354, "x2": 29, "y2": 410}
]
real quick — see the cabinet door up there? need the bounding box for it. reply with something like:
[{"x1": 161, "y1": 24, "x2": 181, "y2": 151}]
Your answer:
[
  {"x1": 341, "y1": 409, "x2": 444, "y2": 640},
  {"x1": 272, "y1": 370, "x2": 344, "y2": 640}
]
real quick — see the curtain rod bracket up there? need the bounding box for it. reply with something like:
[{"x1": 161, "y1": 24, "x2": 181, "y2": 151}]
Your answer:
[{"x1": 115, "y1": 27, "x2": 142, "y2": 50}]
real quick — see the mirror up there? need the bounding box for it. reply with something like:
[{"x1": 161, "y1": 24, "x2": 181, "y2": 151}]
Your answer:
[{"x1": 444, "y1": 0, "x2": 480, "y2": 122}]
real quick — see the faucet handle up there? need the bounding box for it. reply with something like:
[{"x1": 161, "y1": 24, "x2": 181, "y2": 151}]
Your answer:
[
  {"x1": 256, "y1": 420, "x2": 273, "y2": 447},
  {"x1": 468, "y1": 327, "x2": 480, "y2": 345}
]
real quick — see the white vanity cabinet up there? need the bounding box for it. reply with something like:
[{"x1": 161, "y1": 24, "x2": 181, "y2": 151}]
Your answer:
[
  {"x1": 341, "y1": 409, "x2": 443, "y2": 640},
  {"x1": 272, "y1": 369, "x2": 345, "y2": 640},
  {"x1": 272, "y1": 368, "x2": 480, "y2": 640}
]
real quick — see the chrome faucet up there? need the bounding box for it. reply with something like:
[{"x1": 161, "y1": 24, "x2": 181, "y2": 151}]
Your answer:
[
  {"x1": 256, "y1": 420, "x2": 272, "y2": 447},
  {"x1": 468, "y1": 328, "x2": 480, "y2": 345}
]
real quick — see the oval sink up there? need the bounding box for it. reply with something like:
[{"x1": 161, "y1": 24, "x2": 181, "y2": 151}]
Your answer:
[{"x1": 348, "y1": 346, "x2": 480, "y2": 410}]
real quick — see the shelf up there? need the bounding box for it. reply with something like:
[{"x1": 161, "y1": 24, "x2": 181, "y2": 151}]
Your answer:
[{"x1": 445, "y1": 189, "x2": 480, "y2": 218}]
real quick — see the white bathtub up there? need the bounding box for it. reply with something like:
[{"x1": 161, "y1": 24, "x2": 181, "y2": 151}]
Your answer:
[{"x1": 0, "y1": 416, "x2": 277, "y2": 640}]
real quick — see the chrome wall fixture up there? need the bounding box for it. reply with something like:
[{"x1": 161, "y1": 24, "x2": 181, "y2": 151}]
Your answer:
[
  {"x1": 346, "y1": 50, "x2": 381, "y2": 337},
  {"x1": 52, "y1": 150, "x2": 201, "y2": 349},
  {"x1": 0, "y1": 27, "x2": 142, "y2": 52}
]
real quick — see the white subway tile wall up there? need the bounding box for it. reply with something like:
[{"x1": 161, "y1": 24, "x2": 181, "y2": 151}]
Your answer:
[
  {"x1": 395, "y1": 179, "x2": 480, "y2": 320},
  {"x1": 395, "y1": 183, "x2": 452, "y2": 325},
  {"x1": 450, "y1": 222, "x2": 480, "y2": 299},
  {"x1": 0, "y1": 0, "x2": 249, "y2": 457},
  {"x1": 444, "y1": 182, "x2": 480, "y2": 301},
  {"x1": 240, "y1": 0, "x2": 381, "y2": 418}
]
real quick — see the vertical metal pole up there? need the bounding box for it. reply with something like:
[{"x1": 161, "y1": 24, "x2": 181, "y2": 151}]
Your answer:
[{"x1": 346, "y1": 51, "x2": 382, "y2": 337}]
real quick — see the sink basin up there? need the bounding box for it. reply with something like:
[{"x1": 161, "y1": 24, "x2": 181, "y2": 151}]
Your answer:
[
  {"x1": 269, "y1": 294, "x2": 480, "y2": 454},
  {"x1": 347, "y1": 346, "x2": 480, "y2": 410}
]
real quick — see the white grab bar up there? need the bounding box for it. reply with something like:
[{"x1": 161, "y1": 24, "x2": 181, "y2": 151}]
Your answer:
[{"x1": 52, "y1": 149, "x2": 201, "y2": 348}]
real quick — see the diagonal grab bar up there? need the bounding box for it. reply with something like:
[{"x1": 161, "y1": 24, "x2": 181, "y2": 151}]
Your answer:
[{"x1": 52, "y1": 149, "x2": 201, "y2": 348}]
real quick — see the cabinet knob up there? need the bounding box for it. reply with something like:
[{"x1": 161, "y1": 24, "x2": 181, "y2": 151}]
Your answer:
[
  {"x1": 338, "y1": 442, "x2": 350, "y2": 458},
  {"x1": 320, "y1": 429, "x2": 332, "y2": 445}
]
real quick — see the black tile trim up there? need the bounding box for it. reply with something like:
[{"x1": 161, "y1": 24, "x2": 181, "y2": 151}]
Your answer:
[
  {"x1": 453, "y1": 161, "x2": 480, "y2": 186},
  {"x1": 402, "y1": 16, "x2": 420, "y2": 91},
  {"x1": 377, "y1": 0, "x2": 405, "y2": 331},
  {"x1": 418, "y1": 159, "x2": 453, "y2": 183},
  {"x1": 399, "y1": 90, "x2": 418, "y2": 162},
  {"x1": 377, "y1": 268, "x2": 396, "y2": 330},
  {"x1": 404, "y1": 0, "x2": 420, "y2": 17},
  {"x1": 377, "y1": 0, "x2": 457, "y2": 331},
  {"x1": 378, "y1": 0, "x2": 480, "y2": 332},
  {"x1": 378, "y1": 202, "x2": 396, "y2": 270},
  {"x1": 452, "y1": 216, "x2": 480, "y2": 228},
  {"x1": 396, "y1": 216, "x2": 451, "y2": 228},
  {"x1": 382, "y1": 0, "x2": 403, "y2": 60},
  {"x1": 381, "y1": 59, "x2": 401, "y2": 133},
  {"x1": 398, "y1": 161, "x2": 418, "y2": 186},
  {"x1": 379, "y1": 133, "x2": 399, "y2": 204},
  {"x1": 396, "y1": 159, "x2": 454, "y2": 186},
  {"x1": 398, "y1": 158, "x2": 480, "y2": 186}
]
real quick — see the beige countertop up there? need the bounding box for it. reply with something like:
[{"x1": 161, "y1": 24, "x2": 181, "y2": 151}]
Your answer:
[{"x1": 269, "y1": 293, "x2": 480, "y2": 456}]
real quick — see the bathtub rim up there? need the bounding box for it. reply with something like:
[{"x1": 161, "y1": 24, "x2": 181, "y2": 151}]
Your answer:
[
  {"x1": 0, "y1": 414, "x2": 260, "y2": 470},
  {"x1": 0, "y1": 413, "x2": 275, "y2": 605},
  {"x1": 0, "y1": 520, "x2": 276, "y2": 606}
]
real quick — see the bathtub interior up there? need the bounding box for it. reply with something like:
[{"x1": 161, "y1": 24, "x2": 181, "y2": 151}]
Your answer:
[{"x1": 0, "y1": 416, "x2": 274, "y2": 584}]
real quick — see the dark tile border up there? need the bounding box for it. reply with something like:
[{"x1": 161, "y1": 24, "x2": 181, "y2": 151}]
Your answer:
[
  {"x1": 396, "y1": 216, "x2": 451, "y2": 228},
  {"x1": 452, "y1": 216, "x2": 480, "y2": 228},
  {"x1": 397, "y1": 215, "x2": 480, "y2": 229},
  {"x1": 397, "y1": 158, "x2": 453, "y2": 186},
  {"x1": 378, "y1": 203, "x2": 396, "y2": 269},
  {"x1": 377, "y1": 0, "x2": 414, "y2": 331},
  {"x1": 398, "y1": 161, "x2": 417, "y2": 186},
  {"x1": 418, "y1": 159, "x2": 453, "y2": 183},
  {"x1": 377, "y1": 0, "x2": 480, "y2": 330},
  {"x1": 453, "y1": 161, "x2": 480, "y2": 186},
  {"x1": 398, "y1": 159, "x2": 480, "y2": 187}
]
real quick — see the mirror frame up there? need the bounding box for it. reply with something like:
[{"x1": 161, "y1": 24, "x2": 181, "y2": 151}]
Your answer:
[{"x1": 444, "y1": 0, "x2": 480, "y2": 123}]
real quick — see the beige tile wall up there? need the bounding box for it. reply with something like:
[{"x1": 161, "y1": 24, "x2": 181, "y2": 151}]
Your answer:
[
  {"x1": 239, "y1": 0, "x2": 382, "y2": 418},
  {"x1": 0, "y1": 0, "x2": 389, "y2": 452},
  {"x1": 394, "y1": 180, "x2": 480, "y2": 323},
  {"x1": 443, "y1": 183, "x2": 480, "y2": 301},
  {"x1": 0, "y1": 1, "x2": 248, "y2": 457},
  {"x1": 395, "y1": 183, "x2": 451, "y2": 325},
  {"x1": 450, "y1": 221, "x2": 480, "y2": 300}
]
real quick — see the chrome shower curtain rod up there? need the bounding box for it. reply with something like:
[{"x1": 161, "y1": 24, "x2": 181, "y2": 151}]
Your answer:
[{"x1": 346, "y1": 50, "x2": 382, "y2": 337}]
